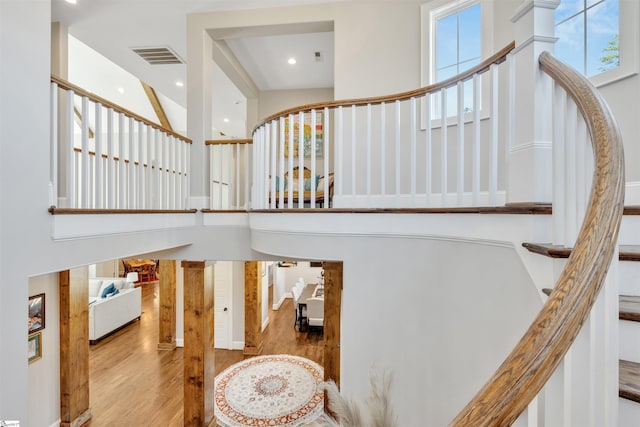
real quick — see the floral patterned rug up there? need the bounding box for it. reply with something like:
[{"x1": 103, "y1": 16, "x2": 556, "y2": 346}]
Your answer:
[{"x1": 214, "y1": 354, "x2": 324, "y2": 427}]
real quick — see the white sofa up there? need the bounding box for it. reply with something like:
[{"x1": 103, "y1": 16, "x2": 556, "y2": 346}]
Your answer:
[{"x1": 88, "y1": 277, "x2": 142, "y2": 343}]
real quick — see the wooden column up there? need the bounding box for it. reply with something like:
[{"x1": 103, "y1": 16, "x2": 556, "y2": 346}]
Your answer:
[
  {"x1": 243, "y1": 261, "x2": 263, "y2": 356},
  {"x1": 182, "y1": 261, "x2": 216, "y2": 426},
  {"x1": 323, "y1": 262, "x2": 342, "y2": 387},
  {"x1": 59, "y1": 267, "x2": 92, "y2": 427},
  {"x1": 157, "y1": 260, "x2": 177, "y2": 350}
]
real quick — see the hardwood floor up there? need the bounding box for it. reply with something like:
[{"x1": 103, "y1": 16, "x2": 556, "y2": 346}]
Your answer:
[{"x1": 87, "y1": 281, "x2": 323, "y2": 426}]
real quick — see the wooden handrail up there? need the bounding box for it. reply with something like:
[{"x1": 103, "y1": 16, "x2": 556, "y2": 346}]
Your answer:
[
  {"x1": 449, "y1": 52, "x2": 625, "y2": 426},
  {"x1": 252, "y1": 41, "x2": 515, "y2": 134},
  {"x1": 50, "y1": 75, "x2": 192, "y2": 144},
  {"x1": 205, "y1": 139, "x2": 253, "y2": 145}
]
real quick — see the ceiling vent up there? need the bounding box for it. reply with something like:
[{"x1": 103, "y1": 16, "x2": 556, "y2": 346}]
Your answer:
[{"x1": 131, "y1": 46, "x2": 184, "y2": 65}]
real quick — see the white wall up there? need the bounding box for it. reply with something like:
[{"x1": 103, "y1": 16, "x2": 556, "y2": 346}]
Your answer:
[
  {"x1": 258, "y1": 88, "x2": 334, "y2": 120},
  {"x1": 28, "y1": 273, "x2": 61, "y2": 427},
  {"x1": 272, "y1": 262, "x2": 323, "y2": 309}
]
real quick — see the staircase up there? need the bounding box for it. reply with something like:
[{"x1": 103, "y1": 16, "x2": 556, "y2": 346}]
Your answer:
[{"x1": 523, "y1": 212, "x2": 640, "y2": 425}]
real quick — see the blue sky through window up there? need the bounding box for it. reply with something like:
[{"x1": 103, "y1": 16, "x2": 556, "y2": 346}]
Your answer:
[
  {"x1": 555, "y1": 0, "x2": 619, "y2": 77},
  {"x1": 434, "y1": 2, "x2": 481, "y2": 118}
]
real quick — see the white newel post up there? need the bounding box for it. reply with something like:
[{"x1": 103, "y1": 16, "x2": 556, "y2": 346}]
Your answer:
[{"x1": 508, "y1": 0, "x2": 559, "y2": 204}]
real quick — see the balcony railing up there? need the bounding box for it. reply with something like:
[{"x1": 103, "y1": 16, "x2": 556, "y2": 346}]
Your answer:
[
  {"x1": 250, "y1": 42, "x2": 515, "y2": 210},
  {"x1": 50, "y1": 76, "x2": 191, "y2": 210}
]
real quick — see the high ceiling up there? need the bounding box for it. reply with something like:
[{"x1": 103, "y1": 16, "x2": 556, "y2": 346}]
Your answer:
[{"x1": 51, "y1": 0, "x2": 339, "y2": 137}]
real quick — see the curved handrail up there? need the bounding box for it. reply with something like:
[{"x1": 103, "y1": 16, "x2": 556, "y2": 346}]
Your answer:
[
  {"x1": 51, "y1": 75, "x2": 192, "y2": 144},
  {"x1": 449, "y1": 52, "x2": 625, "y2": 426},
  {"x1": 252, "y1": 41, "x2": 515, "y2": 135}
]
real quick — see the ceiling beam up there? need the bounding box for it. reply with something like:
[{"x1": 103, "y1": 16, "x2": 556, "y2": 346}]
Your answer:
[{"x1": 140, "y1": 81, "x2": 173, "y2": 131}]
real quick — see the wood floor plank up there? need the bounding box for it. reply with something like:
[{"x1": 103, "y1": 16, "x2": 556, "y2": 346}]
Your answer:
[{"x1": 87, "y1": 281, "x2": 322, "y2": 426}]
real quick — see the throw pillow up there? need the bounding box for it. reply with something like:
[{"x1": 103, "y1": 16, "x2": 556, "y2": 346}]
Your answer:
[
  {"x1": 106, "y1": 288, "x2": 120, "y2": 298},
  {"x1": 100, "y1": 283, "x2": 116, "y2": 298}
]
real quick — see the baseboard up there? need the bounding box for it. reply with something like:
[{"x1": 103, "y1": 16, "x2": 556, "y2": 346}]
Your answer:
[
  {"x1": 262, "y1": 316, "x2": 270, "y2": 332},
  {"x1": 232, "y1": 340, "x2": 244, "y2": 350},
  {"x1": 626, "y1": 182, "x2": 640, "y2": 205},
  {"x1": 176, "y1": 338, "x2": 184, "y2": 347},
  {"x1": 272, "y1": 294, "x2": 288, "y2": 310},
  {"x1": 49, "y1": 419, "x2": 62, "y2": 427}
]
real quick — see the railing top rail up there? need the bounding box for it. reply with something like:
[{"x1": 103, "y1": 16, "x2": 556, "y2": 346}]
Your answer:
[
  {"x1": 252, "y1": 41, "x2": 515, "y2": 134},
  {"x1": 51, "y1": 74, "x2": 192, "y2": 144},
  {"x1": 450, "y1": 52, "x2": 625, "y2": 426},
  {"x1": 205, "y1": 139, "x2": 253, "y2": 145}
]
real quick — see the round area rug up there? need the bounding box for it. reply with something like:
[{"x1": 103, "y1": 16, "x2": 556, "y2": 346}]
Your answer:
[{"x1": 214, "y1": 354, "x2": 324, "y2": 427}]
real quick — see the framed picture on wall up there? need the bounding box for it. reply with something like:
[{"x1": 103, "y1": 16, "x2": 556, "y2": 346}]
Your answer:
[
  {"x1": 28, "y1": 332, "x2": 42, "y2": 364},
  {"x1": 28, "y1": 293, "x2": 45, "y2": 334},
  {"x1": 284, "y1": 112, "x2": 324, "y2": 158}
]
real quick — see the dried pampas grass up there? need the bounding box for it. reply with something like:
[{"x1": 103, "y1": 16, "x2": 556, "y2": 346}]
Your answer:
[{"x1": 315, "y1": 369, "x2": 397, "y2": 427}]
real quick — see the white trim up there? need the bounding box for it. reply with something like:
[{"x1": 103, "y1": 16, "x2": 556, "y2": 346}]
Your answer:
[
  {"x1": 625, "y1": 182, "x2": 640, "y2": 205},
  {"x1": 511, "y1": 35, "x2": 559, "y2": 55},
  {"x1": 176, "y1": 338, "x2": 184, "y2": 347},
  {"x1": 333, "y1": 191, "x2": 506, "y2": 209},
  {"x1": 262, "y1": 316, "x2": 270, "y2": 332},
  {"x1": 231, "y1": 340, "x2": 245, "y2": 350},
  {"x1": 48, "y1": 420, "x2": 62, "y2": 427},
  {"x1": 512, "y1": 0, "x2": 561, "y2": 23},
  {"x1": 510, "y1": 140, "x2": 553, "y2": 153},
  {"x1": 272, "y1": 293, "x2": 288, "y2": 310}
]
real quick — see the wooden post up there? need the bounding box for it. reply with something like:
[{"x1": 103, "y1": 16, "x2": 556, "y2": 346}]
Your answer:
[
  {"x1": 59, "y1": 267, "x2": 92, "y2": 427},
  {"x1": 182, "y1": 261, "x2": 216, "y2": 426},
  {"x1": 157, "y1": 260, "x2": 177, "y2": 350},
  {"x1": 243, "y1": 261, "x2": 263, "y2": 356},
  {"x1": 323, "y1": 262, "x2": 342, "y2": 387}
]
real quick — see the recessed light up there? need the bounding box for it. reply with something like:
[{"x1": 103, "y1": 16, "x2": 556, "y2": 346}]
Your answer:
[
  {"x1": 175, "y1": 80, "x2": 184, "y2": 87},
  {"x1": 65, "y1": 0, "x2": 77, "y2": 4},
  {"x1": 288, "y1": 57, "x2": 297, "y2": 65},
  {"x1": 117, "y1": 87, "x2": 124, "y2": 93},
  {"x1": 223, "y1": 118, "x2": 230, "y2": 123}
]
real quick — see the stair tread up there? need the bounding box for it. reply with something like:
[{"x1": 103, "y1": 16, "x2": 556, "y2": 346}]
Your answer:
[
  {"x1": 620, "y1": 360, "x2": 640, "y2": 403},
  {"x1": 620, "y1": 295, "x2": 640, "y2": 322},
  {"x1": 523, "y1": 243, "x2": 640, "y2": 261}
]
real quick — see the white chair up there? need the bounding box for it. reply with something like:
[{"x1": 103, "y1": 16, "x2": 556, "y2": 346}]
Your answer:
[{"x1": 306, "y1": 297, "x2": 324, "y2": 331}]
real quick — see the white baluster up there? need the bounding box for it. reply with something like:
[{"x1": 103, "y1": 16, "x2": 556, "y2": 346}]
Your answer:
[
  {"x1": 456, "y1": 81, "x2": 464, "y2": 206},
  {"x1": 552, "y1": 83, "x2": 566, "y2": 246},
  {"x1": 565, "y1": 101, "x2": 578, "y2": 245},
  {"x1": 107, "y1": 108, "x2": 115, "y2": 209},
  {"x1": 352, "y1": 105, "x2": 357, "y2": 198},
  {"x1": 219, "y1": 143, "x2": 224, "y2": 210},
  {"x1": 288, "y1": 114, "x2": 294, "y2": 208},
  {"x1": 95, "y1": 102, "x2": 103, "y2": 208},
  {"x1": 298, "y1": 111, "x2": 305, "y2": 207},
  {"x1": 245, "y1": 141, "x2": 250, "y2": 209},
  {"x1": 366, "y1": 104, "x2": 372, "y2": 204},
  {"x1": 265, "y1": 124, "x2": 271, "y2": 209},
  {"x1": 395, "y1": 100, "x2": 401, "y2": 201},
  {"x1": 489, "y1": 63, "x2": 499, "y2": 206},
  {"x1": 138, "y1": 121, "x2": 144, "y2": 209},
  {"x1": 424, "y1": 94, "x2": 432, "y2": 207},
  {"x1": 472, "y1": 74, "x2": 481, "y2": 206},
  {"x1": 118, "y1": 114, "x2": 126, "y2": 208},
  {"x1": 440, "y1": 87, "x2": 448, "y2": 206},
  {"x1": 337, "y1": 106, "x2": 344, "y2": 199},
  {"x1": 171, "y1": 136, "x2": 177, "y2": 209},
  {"x1": 506, "y1": 53, "x2": 515, "y2": 207},
  {"x1": 380, "y1": 102, "x2": 386, "y2": 198},
  {"x1": 81, "y1": 95, "x2": 90, "y2": 208},
  {"x1": 66, "y1": 90, "x2": 75, "y2": 208},
  {"x1": 411, "y1": 97, "x2": 417, "y2": 206},
  {"x1": 279, "y1": 117, "x2": 285, "y2": 209},
  {"x1": 323, "y1": 107, "x2": 330, "y2": 208}
]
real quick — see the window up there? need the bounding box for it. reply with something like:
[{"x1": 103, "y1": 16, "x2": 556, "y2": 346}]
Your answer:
[
  {"x1": 423, "y1": 0, "x2": 487, "y2": 121},
  {"x1": 554, "y1": 0, "x2": 619, "y2": 78}
]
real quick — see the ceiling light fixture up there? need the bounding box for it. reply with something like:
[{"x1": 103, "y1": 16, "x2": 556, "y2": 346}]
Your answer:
[
  {"x1": 175, "y1": 80, "x2": 184, "y2": 87},
  {"x1": 223, "y1": 118, "x2": 230, "y2": 123},
  {"x1": 288, "y1": 57, "x2": 297, "y2": 65},
  {"x1": 65, "y1": 0, "x2": 77, "y2": 4},
  {"x1": 117, "y1": 87, "x2": 124, "y2": 94}
]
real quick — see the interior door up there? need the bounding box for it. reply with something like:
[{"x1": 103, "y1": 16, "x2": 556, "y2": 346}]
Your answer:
[{"x1": 214, "y1": 261, "x2": 232, "y2": 349}]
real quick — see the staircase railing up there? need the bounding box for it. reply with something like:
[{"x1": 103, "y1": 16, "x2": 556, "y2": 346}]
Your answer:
[
  {"x1": 50, "y1": 75, "x2": 191, "y2": 210},
  {"x1": 250, "y1": 42, "x2": 515, "y2": 210},
  {"x1": 449, "y1": 52, "x2": 624, "y2": 426},
  {"x1": 205, "y1": 139, "x2": 253, "y2": 210}
]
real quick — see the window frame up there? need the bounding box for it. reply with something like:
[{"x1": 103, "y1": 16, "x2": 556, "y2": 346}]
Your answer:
[{"x1": 421, "y1": 0, "x2": 494, "y2": 128}]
